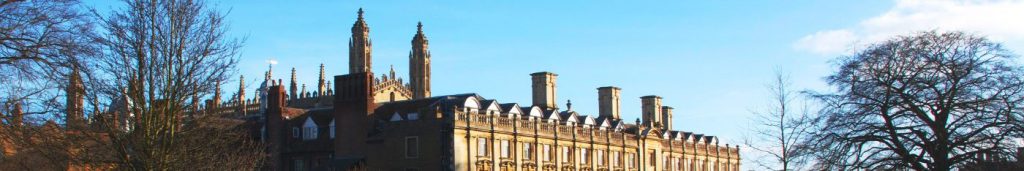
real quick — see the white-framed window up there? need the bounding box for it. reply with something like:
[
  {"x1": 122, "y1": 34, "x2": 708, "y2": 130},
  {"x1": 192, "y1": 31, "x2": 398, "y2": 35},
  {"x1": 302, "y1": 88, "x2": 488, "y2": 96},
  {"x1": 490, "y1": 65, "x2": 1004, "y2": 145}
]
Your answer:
[
  {"x1": 405, "y1": 136, "x2": 419, "y2": 158},
  {"x1": 561, "y1": 146, "x2": 572, "y2": 162},
  {"x1": 611, "y1": 151, "x2": 620, "y2": 167},
  {"x1": 500, "y1": 140, "x2": 510, "y2": 158},
  {"x1": 581, "y1": 148, "x2": 589, "y2": 164},
  {"x1": 303, "y1": 126, "x2": 317, "y2": 140},
  {"x1": 542, "y1": 144, "x2": 551, "y2": 162},
  {"x1": 523, "y1": 143, "x2": 533, "y2": 160},
  {"x1": 407, "y1": 112, "x2": 419, "y2": 120},
  {"x1": 477, "y1": 138, "x2": 488, "y2": 156}
]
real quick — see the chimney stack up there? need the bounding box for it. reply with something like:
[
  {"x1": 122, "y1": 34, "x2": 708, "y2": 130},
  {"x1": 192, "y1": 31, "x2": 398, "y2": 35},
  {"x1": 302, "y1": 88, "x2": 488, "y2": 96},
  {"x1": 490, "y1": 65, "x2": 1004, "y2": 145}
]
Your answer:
[
  {"x1": 641, "y1": 95, "x2": 662, "y2": 128},
  {"x1": 531, "y1": 72, "x2": 558, "y2": 110},
  {"x1": 598, "y1": 86, "x2": 621, "y2": 119},
  {"x1": 661, "y1": 106, "x2": 673, "y2": 130}
]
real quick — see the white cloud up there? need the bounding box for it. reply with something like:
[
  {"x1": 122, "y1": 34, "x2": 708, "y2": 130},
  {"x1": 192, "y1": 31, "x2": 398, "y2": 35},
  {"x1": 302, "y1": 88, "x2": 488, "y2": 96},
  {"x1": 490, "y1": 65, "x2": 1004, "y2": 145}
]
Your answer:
[
  {"x1": 794, "y1": 30, "x2": 858, "y2": 55},
  {"x1": 794, "y1": 0, "x2": 1024, "y2": 56}
]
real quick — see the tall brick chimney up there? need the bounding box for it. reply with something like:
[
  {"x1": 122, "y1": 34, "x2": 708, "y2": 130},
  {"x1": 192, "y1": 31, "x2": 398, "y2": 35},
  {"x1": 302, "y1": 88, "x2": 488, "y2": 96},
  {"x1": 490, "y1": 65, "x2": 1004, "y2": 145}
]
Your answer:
[
  {"x1": 598, "y1": 86, "x2": 621, "y2": 120},
  {"x1": 531, "y1": 72, "x2": 557, "y2": 110},
  {"x1": 640, "y1": 95, "x2": 662, "y2": 128},
  {"x1": 334, "y1": 72, "x2": 376, "y2": 159},
  {"x1": 265, "y1": 81, "x2": 287, "y2": 170}
]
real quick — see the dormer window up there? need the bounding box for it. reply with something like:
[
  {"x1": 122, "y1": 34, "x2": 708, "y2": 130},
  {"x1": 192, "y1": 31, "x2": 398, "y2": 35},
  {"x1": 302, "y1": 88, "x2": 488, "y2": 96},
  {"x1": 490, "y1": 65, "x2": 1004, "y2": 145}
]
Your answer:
[{"x1": 302, "y1": 117, "x2": 318, "y2": 140}]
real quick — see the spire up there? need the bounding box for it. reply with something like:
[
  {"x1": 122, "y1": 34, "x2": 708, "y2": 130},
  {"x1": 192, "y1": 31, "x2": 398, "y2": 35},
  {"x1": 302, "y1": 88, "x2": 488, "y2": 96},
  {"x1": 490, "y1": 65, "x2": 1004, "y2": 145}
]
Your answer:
[
  {"x1": 66, "y1": 66, "x2": 85, "y2": 129},
  {"x1": 409, "y1": 22, "x2": 431, "y2": 99},
  {"x1": 266, "y1": 63, "x2": 274, "y2": 80},
  {"x1": 349, "y1": 8, "x2": 372, "y2": 74},
  {"x1": 301, "y1": 84, "x2": 307, "y2": 98},
  {"x1": 290, "y1": 67, "x2": 298, "y2": 100},
  {"x1": 389, "y1": 65, "x2": 396, "y2": 79},
  {"x1": 318, "y1": 63, "x2": 327, "y2": 96}
]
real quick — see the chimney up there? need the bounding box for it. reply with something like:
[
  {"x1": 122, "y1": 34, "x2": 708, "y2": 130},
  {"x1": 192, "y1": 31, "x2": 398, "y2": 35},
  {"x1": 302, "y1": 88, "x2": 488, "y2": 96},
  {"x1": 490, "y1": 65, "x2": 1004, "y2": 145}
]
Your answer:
[
  {"x1": 265, "y1": 82, "x2": 287, "y2": 171},
  {"x1": 661, "y1": 106, "x2": 673, "y2": 130},
  {"x1": 598, "y1": 86, "x2": 621, "y2": 119},
  {"x1": 531, "y1": 72, "x2": 558, "y2": 110},
  {"x1": 640, "y1": 95, "x2": 662, "y2": 128}
]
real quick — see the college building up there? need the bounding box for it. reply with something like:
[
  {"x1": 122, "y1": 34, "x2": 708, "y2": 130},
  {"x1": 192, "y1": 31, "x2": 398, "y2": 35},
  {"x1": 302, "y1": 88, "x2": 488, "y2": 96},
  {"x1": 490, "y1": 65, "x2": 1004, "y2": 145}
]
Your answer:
[{"x1": 217, "y1": 8, "x2": 740, "y2": 171}]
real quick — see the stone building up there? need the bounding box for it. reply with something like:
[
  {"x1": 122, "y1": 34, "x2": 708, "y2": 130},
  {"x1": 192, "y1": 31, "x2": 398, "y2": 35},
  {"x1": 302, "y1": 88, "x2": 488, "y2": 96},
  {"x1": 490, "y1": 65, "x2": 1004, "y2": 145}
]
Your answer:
[{"x1": 216, "y1": 8, "x2": 740, "y2": 171}]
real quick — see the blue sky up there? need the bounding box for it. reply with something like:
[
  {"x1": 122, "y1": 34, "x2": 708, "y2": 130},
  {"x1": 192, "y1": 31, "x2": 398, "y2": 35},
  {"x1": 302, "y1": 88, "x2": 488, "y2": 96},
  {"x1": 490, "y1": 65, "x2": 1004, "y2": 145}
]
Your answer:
[
  {"x1": 213, "y1": 0, "x2": 887, "y2": 141},
  {"x1": 87, "y1": 0, "x2": 1024, "y2": 168}
]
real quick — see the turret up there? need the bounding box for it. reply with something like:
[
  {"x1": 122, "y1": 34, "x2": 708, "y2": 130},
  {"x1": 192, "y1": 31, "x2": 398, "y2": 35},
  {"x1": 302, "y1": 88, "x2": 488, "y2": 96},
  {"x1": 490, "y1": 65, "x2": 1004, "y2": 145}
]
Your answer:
[
  {"x1": 11, "y1": 102, "x2": 23, "y2": 127},
  {"x1": 409, "y1": 22, "x2": 432, "y2": 99},
  {"x1": 318, "y1": 63, "x2": 327, "y2": 96},
  {"x1": 290, "y1": 68, "x2": 298, "y2": 100},
  {"x1": 238, "y1": 75, "x2": 247, "y2": 115},
  {"x1": 349, "y1": 8, "x2": 373, "y2": 74}
]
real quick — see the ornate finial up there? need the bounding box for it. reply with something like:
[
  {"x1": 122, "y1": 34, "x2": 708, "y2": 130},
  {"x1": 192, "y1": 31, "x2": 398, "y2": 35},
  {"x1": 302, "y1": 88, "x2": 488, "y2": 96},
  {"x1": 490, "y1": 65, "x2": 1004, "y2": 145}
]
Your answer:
[
  {"x1": 635, "y1": 118, "x2": 641, "y2": 125},
  {"x1": 358, "y1": 8, "x2": 364, "y2": 19},
  {"x1": 417, "y1": 22, "x2": 423, "y2": 32},
  {"x1": 291, "y1": 67, "x2": 297, "y2": 81},
  {"x1": 566, "y1": 100, "x2": 573, "y2": 111}
]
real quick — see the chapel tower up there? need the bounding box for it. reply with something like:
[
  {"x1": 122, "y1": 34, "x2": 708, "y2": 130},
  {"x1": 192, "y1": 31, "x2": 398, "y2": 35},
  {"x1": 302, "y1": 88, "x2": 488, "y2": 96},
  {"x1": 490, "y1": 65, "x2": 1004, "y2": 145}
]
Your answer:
[
  {"x1": 349, "y1": 8, "x2": 372, "y2": 74},
  {"x1": 66, "y1": 66, "x2": 85, "y2": 129},
  {"x1": 409, "y1": 22, "x2": 432, "y2": 99}
]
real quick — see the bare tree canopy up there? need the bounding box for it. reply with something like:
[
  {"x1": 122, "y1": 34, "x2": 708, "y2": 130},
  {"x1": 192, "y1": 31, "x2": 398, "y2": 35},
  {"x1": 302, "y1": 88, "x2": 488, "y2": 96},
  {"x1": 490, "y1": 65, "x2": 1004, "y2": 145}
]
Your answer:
[
  {"x1": 746, "y1": 72, "x2": 814, "y2": 171},
  {"x1": 1, "y1": 0, "x2": 96, "y2": 124},
  {"x1": 90, "y1": 0, "x2": 254, "y2": 169},
  {"x1": 808, "y1": 31, "x2": 1024, "y2": 170}
]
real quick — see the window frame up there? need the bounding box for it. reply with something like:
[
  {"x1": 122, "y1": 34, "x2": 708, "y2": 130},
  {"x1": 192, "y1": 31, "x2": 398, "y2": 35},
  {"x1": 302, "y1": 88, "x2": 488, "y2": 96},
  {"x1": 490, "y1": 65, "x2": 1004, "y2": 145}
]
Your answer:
[
  {"x1": 500, "y1": 140, "x2": 510, "y2": 158},
  {"x1": 405, "y1": 136, "x2": 419, "y2": 158},
  {"x1": 477, "y1": 138, "x2": 489, "y2": 156}
]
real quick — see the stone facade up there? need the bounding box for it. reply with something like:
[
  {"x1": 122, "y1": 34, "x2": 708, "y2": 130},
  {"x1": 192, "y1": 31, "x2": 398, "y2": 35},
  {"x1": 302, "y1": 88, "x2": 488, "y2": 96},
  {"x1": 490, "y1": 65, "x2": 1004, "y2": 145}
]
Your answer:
[{"x1": 205, "y1": 8, "x2": 741, "y2": 171}]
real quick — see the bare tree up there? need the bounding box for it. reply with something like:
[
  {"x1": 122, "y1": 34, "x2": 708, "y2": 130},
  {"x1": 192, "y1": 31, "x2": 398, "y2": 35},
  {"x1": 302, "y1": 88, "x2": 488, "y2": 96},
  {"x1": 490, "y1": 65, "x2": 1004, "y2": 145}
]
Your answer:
[
  {"x1": 806, "y1": 31, "x2": 1024, "y2": 170},
  {"x1": 88, "y1": 0, "x2": 260, "y2": 170},
  {"x1": 1, "y1": 0, "x2": 96, "y2": 125},
  {"x1": 1, "y1": 0, "x2": 99, "y2": 169},
  {"x1": 745, "y1": 72, "x2": 814, "y2": 171}
]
